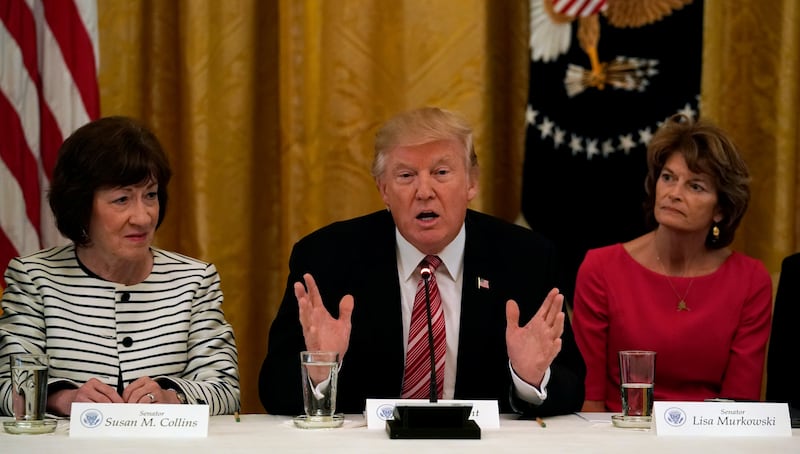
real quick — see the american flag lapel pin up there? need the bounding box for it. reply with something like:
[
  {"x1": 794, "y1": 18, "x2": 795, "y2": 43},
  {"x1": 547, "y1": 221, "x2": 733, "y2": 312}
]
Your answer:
[{"x1": 477, "y1": 277, "x2": 490, "y2": 289}]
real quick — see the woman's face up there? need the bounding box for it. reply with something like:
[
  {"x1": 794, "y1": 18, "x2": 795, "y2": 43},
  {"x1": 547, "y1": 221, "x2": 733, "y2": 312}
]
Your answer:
[
  {"x1": 654, "y1": 153, "x2": 721, "y2": 232},
  {"x1": 86, "y1": 178, "x2": 159, "y2": 263}
]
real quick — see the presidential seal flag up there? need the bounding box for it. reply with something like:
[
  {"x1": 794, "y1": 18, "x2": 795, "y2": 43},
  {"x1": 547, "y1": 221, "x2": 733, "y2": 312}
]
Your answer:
[
  {"x1": 0, "y1": 0, "x2": 99, "y2": 281},
  {"x1": 521, "y1": 0, "x2": 703, "y2": 300}
]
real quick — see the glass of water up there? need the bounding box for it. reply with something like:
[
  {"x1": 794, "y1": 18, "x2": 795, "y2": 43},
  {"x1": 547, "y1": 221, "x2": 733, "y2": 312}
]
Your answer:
[
  {"x1": 4, "y1": 353, "x2": 57, "y2": 434},
  {"x1": 612, "y1": 350, "x2": 656, "y2": 429},
  {"x1": 294, "y1": 351, "x2": 344, "y2": 429}
]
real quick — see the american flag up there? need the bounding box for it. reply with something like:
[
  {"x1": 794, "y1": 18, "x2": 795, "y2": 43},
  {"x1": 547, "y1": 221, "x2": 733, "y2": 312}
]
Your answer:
[
  {"x1": 552, "y1": 0, "x2": 607, "y2": 17},
  {"x1": 0, "y1": 0, "x2": 99, "y2": 283}
]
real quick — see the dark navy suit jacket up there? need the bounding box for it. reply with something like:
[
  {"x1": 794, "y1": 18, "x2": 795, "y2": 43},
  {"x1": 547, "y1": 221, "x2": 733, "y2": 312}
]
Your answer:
[
  {"x1": 259, "y1": 209, "x2": 585, "y2": 416},
  {"x1": 767, "y1": 253, "x2": 800, "y2": 416}
]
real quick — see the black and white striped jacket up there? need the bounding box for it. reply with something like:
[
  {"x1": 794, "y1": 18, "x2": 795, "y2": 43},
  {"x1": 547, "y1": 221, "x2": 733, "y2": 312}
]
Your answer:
[{"x1": 0, "y1": 245, "x2": 240, "y2": 415}]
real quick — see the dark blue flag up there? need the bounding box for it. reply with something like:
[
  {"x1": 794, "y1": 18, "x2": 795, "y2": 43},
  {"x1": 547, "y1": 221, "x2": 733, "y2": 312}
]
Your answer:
[{"x1": 521, "y1": 0, "x2": 704, "y2": 301}]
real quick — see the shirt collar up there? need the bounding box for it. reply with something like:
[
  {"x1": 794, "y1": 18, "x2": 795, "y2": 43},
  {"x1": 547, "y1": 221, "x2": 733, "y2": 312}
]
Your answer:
[{"x1": 396, "y1": 223, "x2": 466, "y2": 283}]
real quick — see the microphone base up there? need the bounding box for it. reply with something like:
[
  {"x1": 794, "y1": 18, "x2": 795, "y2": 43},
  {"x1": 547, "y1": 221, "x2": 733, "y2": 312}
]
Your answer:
[{"x1": 386, "y1": 403, "x2": 481, "y2": 439}]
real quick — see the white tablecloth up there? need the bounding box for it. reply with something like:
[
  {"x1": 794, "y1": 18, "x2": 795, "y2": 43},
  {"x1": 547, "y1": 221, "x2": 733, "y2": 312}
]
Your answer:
[{"x1": 2, "y1": 413, "x2": 798, "y2": 453}]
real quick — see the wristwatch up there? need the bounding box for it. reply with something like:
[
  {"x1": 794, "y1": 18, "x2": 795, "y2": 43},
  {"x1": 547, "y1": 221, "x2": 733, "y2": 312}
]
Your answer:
[{"x1": 172, "y1": 389, "x2": 188, "y2": 404}]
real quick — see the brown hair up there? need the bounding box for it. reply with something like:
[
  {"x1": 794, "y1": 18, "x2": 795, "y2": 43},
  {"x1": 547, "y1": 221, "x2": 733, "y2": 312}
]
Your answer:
[{"x1": 643, "y1": 114, "x2": 750, "y2": 248}]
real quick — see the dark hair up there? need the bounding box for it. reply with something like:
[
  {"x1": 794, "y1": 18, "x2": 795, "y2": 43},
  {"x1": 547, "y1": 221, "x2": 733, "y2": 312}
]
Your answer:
[
  {"x1": 48, "y1": 116, "x2": 172, "y2": 246},
  {"x1": 643, "y1": 114, "x2": 750, "y2": 249}
]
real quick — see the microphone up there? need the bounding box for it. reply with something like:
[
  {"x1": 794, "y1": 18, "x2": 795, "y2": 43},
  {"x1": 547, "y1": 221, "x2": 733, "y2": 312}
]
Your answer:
[
  {"x1": 386, "y1": 264, "x2": 481, "y2": 439},
  {"x1": 419, "y1": 266, "x2": 438, "y2": 403}
]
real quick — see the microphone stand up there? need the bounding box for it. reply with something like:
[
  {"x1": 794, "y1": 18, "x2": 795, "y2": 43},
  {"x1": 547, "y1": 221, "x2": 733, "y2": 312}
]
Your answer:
[
  {"x1": 422, "y1": 267, "x2": 438, "y2": 403},
  {"x1": 386, "y1": 267, "x2": 481, "y2": 439}
]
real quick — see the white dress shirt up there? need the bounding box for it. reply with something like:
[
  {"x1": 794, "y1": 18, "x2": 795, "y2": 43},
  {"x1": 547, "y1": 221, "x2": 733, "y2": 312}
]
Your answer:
[{"x1": 395, "y1": 225, "x2": 549, "y2": 404}]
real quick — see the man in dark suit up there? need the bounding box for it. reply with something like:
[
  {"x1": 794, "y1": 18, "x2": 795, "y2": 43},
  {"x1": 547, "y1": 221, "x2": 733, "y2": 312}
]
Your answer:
[
  {"x1": 259, "y1": 107, "x2": 585, "y2": 417},
  {"x1": 767, "y1": 252, "x2": 800, "y2": 425}
]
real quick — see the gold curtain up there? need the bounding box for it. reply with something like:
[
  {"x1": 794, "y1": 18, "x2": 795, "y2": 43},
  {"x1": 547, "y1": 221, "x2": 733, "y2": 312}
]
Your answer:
[
  {"x1": 94, "y1": 0, "x2": 800, "y2": 414},
  {"x1": 97, "y1": 0, "x2": 527, "y2": 413},
  {"x1": 702, "y1": 0, "x2": 800, "y2": 274}
]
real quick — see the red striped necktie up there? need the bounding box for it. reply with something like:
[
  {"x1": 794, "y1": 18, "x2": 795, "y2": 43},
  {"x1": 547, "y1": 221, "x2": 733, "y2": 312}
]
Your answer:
[{"x1": 401, "y1": 255, "x2": 445, "y2": 399}]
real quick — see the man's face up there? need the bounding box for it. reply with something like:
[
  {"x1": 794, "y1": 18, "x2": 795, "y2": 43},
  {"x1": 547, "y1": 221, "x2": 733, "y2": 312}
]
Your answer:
[{"x1": 377, "y1": 139, "x2": 477, "y2": 254}]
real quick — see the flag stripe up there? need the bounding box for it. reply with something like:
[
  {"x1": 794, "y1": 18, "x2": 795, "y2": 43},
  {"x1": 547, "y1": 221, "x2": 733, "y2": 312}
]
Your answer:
[
  {"x1": 38, "y1": 97, "x2": 61, "y2": 181},
  {"x1": 0, "y1": 153, "x2": 40, "y2": 263},
  {"x1": 42, "y1": 0, "x2": 99, "y2": 119},
  {"x1": 553, "y1": 0, "x2": 607, "y2": 17},
  {"x1": 0, "y1": 0, "x2": 98, "y2": 287},
  {"x1": 0, "y1": 228, "x2": 18, "y2": 271},
  {"x1": 0, "y1": 0, "x2": 38, "y2": 80},
  {"x1": 0, "y1": 92, "x2": 42, "y2": 235},
  {"x1": 0, "y1": 8, "x2": 44, "y2": 253}
]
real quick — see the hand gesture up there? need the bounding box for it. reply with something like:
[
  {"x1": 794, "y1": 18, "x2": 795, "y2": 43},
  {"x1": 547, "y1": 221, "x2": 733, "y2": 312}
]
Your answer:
[
  {"x1": 505, "y1": 287, "x2": 565, "y2": 387},
  {"x1": 296, "y1": 273, "x2": 354, "y2": 360}
]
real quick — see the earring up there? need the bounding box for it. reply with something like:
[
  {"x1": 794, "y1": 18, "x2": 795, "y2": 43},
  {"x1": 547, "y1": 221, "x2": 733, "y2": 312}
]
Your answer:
[{"x1": 712, "y1": 224, "x2": 720, "y2": 243}]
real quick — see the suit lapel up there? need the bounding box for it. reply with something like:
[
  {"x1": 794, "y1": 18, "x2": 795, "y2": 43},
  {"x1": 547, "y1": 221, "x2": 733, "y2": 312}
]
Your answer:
[{"x1": 351, "y1": 211, "x2": 406, "y2": 392}]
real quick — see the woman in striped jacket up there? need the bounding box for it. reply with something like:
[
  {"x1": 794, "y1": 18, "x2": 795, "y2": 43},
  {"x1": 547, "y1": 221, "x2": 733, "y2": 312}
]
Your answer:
[{"x1": 0, "y1": 116, "x2": 240, "y2": 416}]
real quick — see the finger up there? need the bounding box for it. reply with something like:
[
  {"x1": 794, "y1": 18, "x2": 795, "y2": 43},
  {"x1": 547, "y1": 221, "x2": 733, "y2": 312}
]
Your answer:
[
  {"x1": 551, "y1": 338, "x2": 563, "y2": 356},
  {"x1": 124, "y1": 377, "x2": 161, "y2": 404},
  {"x1": 303, "y1": 273, "x2": 322, "y2": 308},
  {"x1": 131, "y1": 387, "x2": 160, "y2": 404},
  {"x1": 534, "y1": 288, "x2": 555, "y2": 321},
  {"x1": 338, "y1": 294, "x2": 354, "y2": 322},
  {"x1": 540, "y1": 288, "x2": 561, "y2": 324},
  {"x1": 95, "y1": 384, "x2": 124, "y2": 403},
  {"x1": 553, "y1": 312, "x2": 565, "y2": 338},
  {"x1": 294, "y1": 280, "x2": 309, "y2": 303},
  {"x1": 296, "y1": 282, "x2": 312, "y2": 326},
  {"x1": 139, "y1": 392, "x2": 158, "y2": 404},
  {"x1": 120, "y1": 376, "x2": 147, "y2": 402},
  {"x1": 505, "y1": 300, "x2": 520, "y2": 329},
  {"x1": 547, "y1": 293, "x2": 565, "y2": 325}
]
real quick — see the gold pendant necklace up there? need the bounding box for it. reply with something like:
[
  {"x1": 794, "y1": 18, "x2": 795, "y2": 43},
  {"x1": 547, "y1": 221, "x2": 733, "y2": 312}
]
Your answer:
[{"x1": 656, "y1": 254, "x2": 694, "y2": 312}]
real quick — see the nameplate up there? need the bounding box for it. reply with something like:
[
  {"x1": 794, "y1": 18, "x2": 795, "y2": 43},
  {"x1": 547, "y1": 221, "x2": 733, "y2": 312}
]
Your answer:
[
  {"x1": 653, "y1": 401, "x2": 792, "y2": 436},
  {"x1": 365, "y1": 398, "x2": 499, "y2": 430},
  {"x1": 69, "y1": 403, "x2": 209, "y2": 437}
]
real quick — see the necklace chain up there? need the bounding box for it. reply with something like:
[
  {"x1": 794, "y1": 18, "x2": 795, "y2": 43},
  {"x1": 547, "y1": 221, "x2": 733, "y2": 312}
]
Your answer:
[{"x1": 655, "y1": 254, "x2": 693, "y2": 312}]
